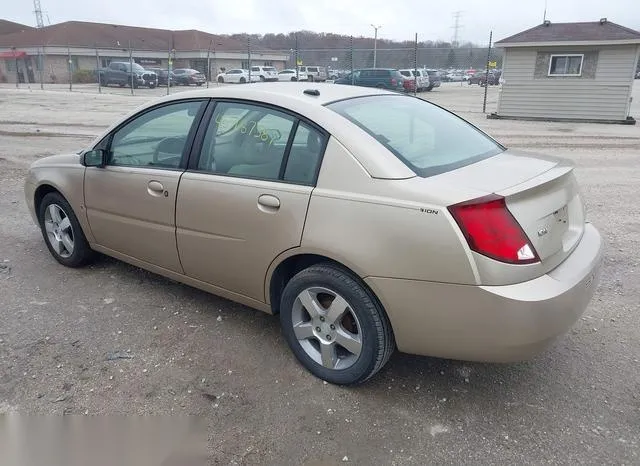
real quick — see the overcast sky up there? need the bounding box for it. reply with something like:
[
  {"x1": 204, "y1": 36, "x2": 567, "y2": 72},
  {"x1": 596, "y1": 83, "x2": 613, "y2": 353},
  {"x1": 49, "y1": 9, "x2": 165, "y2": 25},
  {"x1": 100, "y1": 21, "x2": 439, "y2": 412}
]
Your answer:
[{"x1": 4, "y1": 0, "x2": 640, "y2": 44}]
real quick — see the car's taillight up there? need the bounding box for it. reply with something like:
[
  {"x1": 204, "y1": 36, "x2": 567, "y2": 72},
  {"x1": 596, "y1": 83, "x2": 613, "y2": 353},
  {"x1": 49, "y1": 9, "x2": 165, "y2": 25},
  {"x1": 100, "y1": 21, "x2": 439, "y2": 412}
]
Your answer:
[
  {"x1": 448, "y1": 194, "x2": 539, "y2": 264},
  {"x1": 391, "y1": 78, "x2": 397, "y2": 86}
]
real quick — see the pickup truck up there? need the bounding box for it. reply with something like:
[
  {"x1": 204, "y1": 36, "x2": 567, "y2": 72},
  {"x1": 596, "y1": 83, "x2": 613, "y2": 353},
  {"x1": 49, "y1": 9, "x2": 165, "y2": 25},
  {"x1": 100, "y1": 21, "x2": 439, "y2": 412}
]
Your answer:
[{"x1": 99, "y1": 62, "x2": 158, "y2": 88}]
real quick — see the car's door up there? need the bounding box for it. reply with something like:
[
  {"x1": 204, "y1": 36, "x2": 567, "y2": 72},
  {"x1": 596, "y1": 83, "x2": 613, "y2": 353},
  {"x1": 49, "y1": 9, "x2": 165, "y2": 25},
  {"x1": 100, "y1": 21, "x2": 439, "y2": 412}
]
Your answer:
[
  {"x1": 84, "y1": 99, "x2": 208, "y2": 272},
  {"x1": 176, "y1": 100, "x2": 328, "y2": 302}
]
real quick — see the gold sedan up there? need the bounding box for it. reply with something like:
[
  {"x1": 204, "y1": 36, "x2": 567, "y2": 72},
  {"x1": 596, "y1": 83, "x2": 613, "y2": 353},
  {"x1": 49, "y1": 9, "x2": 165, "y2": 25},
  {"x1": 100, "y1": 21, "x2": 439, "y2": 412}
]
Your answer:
[{"x1": 25, "y1": 83, "x2": 603, "y2": 384}]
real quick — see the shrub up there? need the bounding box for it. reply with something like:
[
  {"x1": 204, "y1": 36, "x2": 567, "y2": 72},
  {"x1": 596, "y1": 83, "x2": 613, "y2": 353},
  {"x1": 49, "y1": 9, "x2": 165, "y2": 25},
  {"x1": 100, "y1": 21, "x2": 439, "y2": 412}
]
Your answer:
[{"x1": 72, "y1": 69, "x2": 96, "y2": 84}]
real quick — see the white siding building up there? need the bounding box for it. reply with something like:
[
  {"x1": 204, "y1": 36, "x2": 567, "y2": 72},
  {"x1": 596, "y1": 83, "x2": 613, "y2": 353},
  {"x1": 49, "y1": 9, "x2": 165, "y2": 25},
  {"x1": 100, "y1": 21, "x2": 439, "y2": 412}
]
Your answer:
[{"x1": 492, "y1": 19, "x2": 640, "y2": 124}]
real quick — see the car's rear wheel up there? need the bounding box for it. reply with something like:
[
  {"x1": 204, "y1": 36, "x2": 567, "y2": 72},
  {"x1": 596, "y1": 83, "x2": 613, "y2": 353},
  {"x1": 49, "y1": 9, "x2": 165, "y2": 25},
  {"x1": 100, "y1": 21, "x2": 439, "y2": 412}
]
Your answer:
[
  {"x1": 240, "y1": 77, "x2": 246, "y2": 83},
  {"x1": 280, "y1": 264, "x2": 395, "y2": 385},
  {"x1": 218, "y1": 76, "x2": 224, "y2": 83},
  {"x1": 38, "y1": 192, "x2": 94, "y2": 268}
]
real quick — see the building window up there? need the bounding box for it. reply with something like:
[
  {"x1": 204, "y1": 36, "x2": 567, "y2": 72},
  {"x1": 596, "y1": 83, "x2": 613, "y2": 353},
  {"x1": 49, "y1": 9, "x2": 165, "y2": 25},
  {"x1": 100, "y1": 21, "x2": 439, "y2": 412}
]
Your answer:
[
  {"x1": 548, "y1": 54, "x2": 583, "y2": 76},
  {"x1": 263, "y1": 61, "x2": 273, "y2": 66},
  {"x1": 241, "y1": 60, "x2": 250, "y2": 69},
  {"x1": 6, "y1": 59, "x2": 16, "y2": 72}
]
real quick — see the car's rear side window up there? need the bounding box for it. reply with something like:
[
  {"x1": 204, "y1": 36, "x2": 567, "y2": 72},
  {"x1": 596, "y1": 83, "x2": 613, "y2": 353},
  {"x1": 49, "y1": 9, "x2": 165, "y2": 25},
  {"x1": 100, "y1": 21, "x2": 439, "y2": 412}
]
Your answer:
[{"x1": 327, "y1": 95, "x2": 504, "y2": 177}]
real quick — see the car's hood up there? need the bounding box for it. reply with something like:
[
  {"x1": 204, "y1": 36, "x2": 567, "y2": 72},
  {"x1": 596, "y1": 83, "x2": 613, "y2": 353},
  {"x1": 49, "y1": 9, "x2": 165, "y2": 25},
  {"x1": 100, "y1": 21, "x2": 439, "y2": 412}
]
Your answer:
[{"x1": 30, "y1": 152, "x2": 82, "y2": 169}]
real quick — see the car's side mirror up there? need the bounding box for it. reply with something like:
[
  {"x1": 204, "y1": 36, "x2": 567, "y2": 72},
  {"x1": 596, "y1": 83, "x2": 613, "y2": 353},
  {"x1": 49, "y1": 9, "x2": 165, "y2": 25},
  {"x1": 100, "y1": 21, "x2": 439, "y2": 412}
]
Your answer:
[{"x1": 82, "y1": 149, "x2": 107, "y2": 167}]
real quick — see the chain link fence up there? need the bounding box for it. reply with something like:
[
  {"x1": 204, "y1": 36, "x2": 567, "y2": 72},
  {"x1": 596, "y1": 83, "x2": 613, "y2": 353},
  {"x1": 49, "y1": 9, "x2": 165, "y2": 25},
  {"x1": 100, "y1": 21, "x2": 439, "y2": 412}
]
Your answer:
[{"x1": 2, "y1": 32, "x2": 502, "y2": 103}]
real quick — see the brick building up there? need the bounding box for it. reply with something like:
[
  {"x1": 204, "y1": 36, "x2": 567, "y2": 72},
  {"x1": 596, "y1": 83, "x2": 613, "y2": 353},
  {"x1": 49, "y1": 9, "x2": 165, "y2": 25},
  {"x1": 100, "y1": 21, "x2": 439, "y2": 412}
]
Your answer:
[{"x1": 0, "y1": 20, "x2": 289, "y2": 84}]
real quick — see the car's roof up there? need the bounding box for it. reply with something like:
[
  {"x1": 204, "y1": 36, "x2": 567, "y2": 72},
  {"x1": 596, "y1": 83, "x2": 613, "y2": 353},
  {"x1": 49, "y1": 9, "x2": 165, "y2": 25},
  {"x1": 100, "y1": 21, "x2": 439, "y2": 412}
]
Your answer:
[{"x1": 158, "y1": 82, "x2": 396, "y2": 106}]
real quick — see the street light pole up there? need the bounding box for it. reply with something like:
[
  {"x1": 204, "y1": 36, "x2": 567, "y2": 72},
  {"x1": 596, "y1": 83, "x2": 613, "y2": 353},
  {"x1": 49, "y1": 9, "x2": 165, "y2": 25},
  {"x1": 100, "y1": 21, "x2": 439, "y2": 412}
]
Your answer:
[{"x1": 371, "y1": 24, "x2": 382, "y2": 67}]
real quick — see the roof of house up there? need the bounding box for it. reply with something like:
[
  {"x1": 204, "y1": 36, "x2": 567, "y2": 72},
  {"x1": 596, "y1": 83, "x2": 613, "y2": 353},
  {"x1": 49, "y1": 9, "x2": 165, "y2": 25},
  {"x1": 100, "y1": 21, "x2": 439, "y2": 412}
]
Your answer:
[
  {"x1": 0, "y1": 20, "x2": 257, "y2": 52},
  {"x1": 0, "y1": 19, "x2": 33, "y2": 36},
  {"x1": 495, "y1": 20, "x2": 640, "y2": 47}
]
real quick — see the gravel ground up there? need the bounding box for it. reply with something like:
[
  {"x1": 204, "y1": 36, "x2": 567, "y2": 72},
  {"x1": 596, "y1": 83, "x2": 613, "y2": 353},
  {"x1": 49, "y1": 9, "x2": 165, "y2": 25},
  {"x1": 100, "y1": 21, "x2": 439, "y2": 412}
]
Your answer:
[{"x1": 0, "y1": 82, "x2": 639, "y2": 465}]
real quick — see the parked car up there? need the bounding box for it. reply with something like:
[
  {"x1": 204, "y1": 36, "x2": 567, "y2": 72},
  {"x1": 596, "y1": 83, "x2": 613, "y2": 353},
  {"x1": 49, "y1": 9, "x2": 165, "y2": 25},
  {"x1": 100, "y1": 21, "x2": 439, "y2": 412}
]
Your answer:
[
  {"x1": 147, "y1": 68, "x2": 174, "y2": 86},
  {"x1": 172, "y1": 68, "x2": 206, "y2": 86},
  {"x1": 25, "y1": 83, "x2": 603, "y2": 385},
  {"x1": 468, "y1": 71, "x2": 500, "y2": 86},
  {"x1": 446, "y1": 72, "x2": 465, "y2": 82},
  {"x1": 298, "y1": 66, "x2": 327, "y2": 82},
  {"x1": 636, "y1": 70, "x2": 640, "y2": 79},
  {"x1": 99, "y1": 62, "x2": 157, "y2": 88},
  {"x1": 424, "y1": 70, "x2": 442, "y2": 90},
  {"x1": 250, "y1": 66, "x2": 278, "y2": 82},
  {"x1": 399, "y1": 69, "x2": 429, "y2": 92},
  {"x1": 278, "y1": 69, "x2": 308, "y2": 81},
  {"x1": 334, "y1": 68, "x2": 405, "y2": 92},
  {"x1": 216, "y1": 69, "x2": 259, "y2": 84}
]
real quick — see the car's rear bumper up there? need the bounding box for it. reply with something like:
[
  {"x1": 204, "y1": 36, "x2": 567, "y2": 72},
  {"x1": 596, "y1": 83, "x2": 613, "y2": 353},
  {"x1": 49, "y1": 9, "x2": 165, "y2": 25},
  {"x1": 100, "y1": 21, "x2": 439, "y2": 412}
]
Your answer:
[{"x1": 365, "y1": 223, "x2": 604, "y2": 362}]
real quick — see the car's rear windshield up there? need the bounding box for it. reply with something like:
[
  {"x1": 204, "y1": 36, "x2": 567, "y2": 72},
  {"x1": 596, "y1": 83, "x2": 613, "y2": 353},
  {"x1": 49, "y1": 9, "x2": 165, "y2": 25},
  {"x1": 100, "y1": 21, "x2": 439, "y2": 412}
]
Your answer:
[
  {"x1": 326, "y1": 95, "x2": 504, "y2": 177},
  {"x1": 264, "y1": 67, "x2": 276, "y2": 71}
]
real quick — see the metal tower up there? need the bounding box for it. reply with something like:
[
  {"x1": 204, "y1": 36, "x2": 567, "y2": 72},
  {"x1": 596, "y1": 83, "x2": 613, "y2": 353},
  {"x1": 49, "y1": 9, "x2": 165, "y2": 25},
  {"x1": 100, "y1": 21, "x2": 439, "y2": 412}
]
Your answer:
[{"x1": 34, "y1": 0, "x2": 45, "y2": 28}]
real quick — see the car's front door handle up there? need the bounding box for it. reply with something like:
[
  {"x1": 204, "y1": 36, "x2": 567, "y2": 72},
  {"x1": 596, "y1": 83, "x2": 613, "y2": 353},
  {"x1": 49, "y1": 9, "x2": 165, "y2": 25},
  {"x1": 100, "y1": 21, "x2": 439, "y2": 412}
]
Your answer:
[
  {"x1": 147, "y1": 180, "x2": 166, "y2": 197},
  {"x1": 258, "y1": 194, "x2": 280, "y2": 211}
]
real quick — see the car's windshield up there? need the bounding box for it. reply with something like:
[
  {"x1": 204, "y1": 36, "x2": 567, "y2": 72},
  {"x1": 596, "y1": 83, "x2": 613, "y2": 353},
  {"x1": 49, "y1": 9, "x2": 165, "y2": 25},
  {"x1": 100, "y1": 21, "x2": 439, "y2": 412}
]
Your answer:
[
  {"x1": 131, "y1": 63, "x2": 145, "y2": 72},
  {"x1": 327, "y1": 95, "x2": 504, "y2": 177}
]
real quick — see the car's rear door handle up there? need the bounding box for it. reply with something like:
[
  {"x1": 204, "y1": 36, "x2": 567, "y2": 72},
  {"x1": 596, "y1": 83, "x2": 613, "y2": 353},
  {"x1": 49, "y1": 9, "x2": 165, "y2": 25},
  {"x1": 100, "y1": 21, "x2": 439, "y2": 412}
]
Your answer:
[
  {"x1": 147, "y1": 180, "x2": 167, "y2": 197},
  {"x1": 258, "y1": 194, "x2": 280, "y2": 211}
]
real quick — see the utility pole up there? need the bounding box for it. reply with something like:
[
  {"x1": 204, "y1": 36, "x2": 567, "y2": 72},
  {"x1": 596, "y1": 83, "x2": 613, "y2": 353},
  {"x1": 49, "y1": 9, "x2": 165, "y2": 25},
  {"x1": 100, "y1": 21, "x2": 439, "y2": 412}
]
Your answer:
[
  {"x1": 95, "y1": 45, "x2": 101, "y2": 93},
  {"x1": 129, "y1": 40, "x2": 134, "y2": 95},
  {"x1": 483, "y1": 31, "x2": 492, "y2": 114},
  {"x1": 295, "y1": 33, "x2": 299, "y2": 82},
  {"x1": 414, "y1": 33, "x2": 418, "y2": 96},
  {"x1": 350, "y1": 36, "x2": 354, "y2": 84},
  {"x1": 371, "y1": 24, "x2": 382, "y2": 67},
  {"x1": 206, "y1": 39, "x2": 212, "y2": 88},
  {"x1": 451, "y1": 11, "x2": 463, "y2": 47},
  {"x1": 247, "y1": 37, "x2": 251, "y2": 84},
  {"x1": 67, "y1": 45, "x2": 72, "y2": 91}
]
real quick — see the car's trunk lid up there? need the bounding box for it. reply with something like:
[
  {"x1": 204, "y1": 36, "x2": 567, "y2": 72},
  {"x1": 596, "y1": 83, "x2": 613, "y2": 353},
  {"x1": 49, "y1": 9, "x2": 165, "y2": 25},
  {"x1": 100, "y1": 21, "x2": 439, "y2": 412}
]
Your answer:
[{"x1": 438, "y1": 150, "x2": 585, "y2": 284}]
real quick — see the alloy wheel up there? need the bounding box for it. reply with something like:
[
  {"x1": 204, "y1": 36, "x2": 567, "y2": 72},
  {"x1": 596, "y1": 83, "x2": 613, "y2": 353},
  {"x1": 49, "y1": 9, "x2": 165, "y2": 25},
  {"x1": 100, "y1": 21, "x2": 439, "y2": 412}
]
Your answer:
[
  {"x1": 43, "y1": 204, "x2": 74, "y2": 258},
  {"x1": 291, "y1": 287, "x2": 363, "y2": 370}
]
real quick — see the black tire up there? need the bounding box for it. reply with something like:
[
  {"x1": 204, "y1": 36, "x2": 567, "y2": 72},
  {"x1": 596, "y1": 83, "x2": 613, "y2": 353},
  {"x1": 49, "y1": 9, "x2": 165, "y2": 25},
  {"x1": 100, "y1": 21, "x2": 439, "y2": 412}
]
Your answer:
[
  {"x1": 149, "y1": 83, "x2": 156, "y2": 89},
  {"x1": 196, "y1": 82, "x2": 203, "y2": 86},
  {"x1": 280, "y1": 264, "x2": 395, "y2": 385},
  {"x1": 291, "y1": 77, "x2": 297, "y2": 81},
  {"x1": 38, "y1": 192, "x2": 95, "y2": 268},
  {"x1": 239, "y1": 77, "x2": 246, "y2": 83},
  {"x1": 308, "y1": 75, "x2": 315, "y2": 82},
  {"x1": 426, "y1": 85, "x2": 434, "y2": 91},
  {"x1": 260, "y1": 75, "x2": 266, "y2": 82},
  {"x1": 218, "y1": 76, "x2": 224, "y2": 83}
]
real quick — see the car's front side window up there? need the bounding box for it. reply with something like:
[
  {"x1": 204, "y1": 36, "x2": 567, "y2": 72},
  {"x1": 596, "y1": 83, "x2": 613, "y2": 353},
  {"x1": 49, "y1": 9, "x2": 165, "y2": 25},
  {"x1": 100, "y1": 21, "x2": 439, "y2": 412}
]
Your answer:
[{"x1": 108, "y1": 101, "x2": 204, "y2": 169}]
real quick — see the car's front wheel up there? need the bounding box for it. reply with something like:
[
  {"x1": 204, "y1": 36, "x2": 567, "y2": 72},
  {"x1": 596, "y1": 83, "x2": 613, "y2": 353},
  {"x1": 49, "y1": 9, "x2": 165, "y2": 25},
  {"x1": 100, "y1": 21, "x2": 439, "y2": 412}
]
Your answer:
[
  {"x1": 38, "y1": 192, "x2": 94, "y2": 268},
  {"x1": 280, "y1": 264, "x2": 395, "y2": 385},
  {"x1": 218, "y1": 76, "x2": 224, "y2": 83}
]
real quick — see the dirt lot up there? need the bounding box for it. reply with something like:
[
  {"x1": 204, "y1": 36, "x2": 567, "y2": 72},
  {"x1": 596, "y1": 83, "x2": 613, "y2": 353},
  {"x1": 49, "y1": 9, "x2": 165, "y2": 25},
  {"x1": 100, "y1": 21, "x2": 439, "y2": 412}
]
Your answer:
[{"x1": 1, "y1": 82, "x2": 639, "y2": 465}]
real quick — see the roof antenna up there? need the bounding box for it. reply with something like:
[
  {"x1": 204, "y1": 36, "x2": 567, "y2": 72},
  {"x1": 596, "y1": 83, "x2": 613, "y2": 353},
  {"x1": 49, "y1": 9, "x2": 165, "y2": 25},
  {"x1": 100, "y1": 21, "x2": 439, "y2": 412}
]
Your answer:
[{"x1": 543, "y1": 0, "x2": 548, "y2": 23}]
